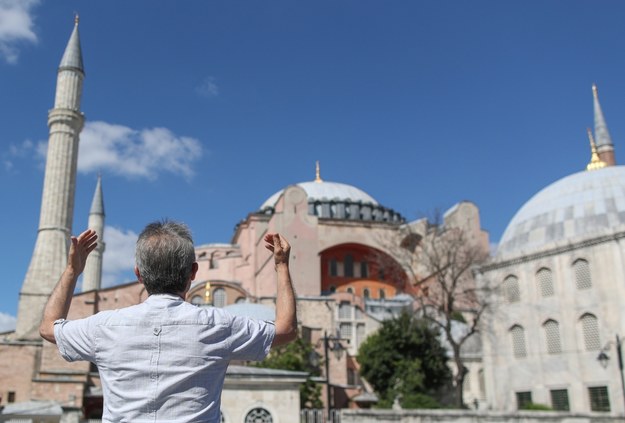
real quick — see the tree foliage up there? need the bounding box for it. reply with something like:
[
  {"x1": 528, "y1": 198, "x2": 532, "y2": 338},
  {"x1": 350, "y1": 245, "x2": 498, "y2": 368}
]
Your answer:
[
  {"x1": 357, "y1": 311, "x2": 451, "y2": 408},
  {"x1": 254, "y1": 336, "x2": 323, "y2": 408},
  {"x1": 374, "y1": 205, "x2": 492, "y2": 408}
]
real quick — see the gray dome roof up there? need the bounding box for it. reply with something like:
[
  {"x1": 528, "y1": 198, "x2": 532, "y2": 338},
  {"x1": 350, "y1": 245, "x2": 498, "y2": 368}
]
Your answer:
[
  {"x1": 498, "y1": 166, "x2": 625, "y2": 258},
  {"x1": 260, "y1": 180, "x2": 378, "y2": 210}
]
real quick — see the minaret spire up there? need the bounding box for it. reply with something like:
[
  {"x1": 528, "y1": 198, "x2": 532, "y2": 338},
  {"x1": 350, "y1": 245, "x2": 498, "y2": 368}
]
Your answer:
[
  {"x1": 83, "y1": 175, "x2": 105, "y2": 292},
  {"x1": 586, "y1": 128, "x2": 607, "y2": 171},
  {"x1": 315, "y1": 161, "x2": 323, "y2": 183},
  {"x1": 592, "y1": 84, "x2": 616, "y2": 166},
  {"x1": 15, "y1": 20, "x2": 86, "y2": 339}
]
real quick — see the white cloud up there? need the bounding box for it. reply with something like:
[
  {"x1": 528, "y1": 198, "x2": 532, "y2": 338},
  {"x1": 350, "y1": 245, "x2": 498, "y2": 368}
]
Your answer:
[
  {"x1": 79, "y1": 121, "x2": 203, "y2": 181},
  {"x1": 0, "y1": 0, "x2": 39, "y2": 64},
  {"x1": 196, "y1": 76, "x2": 219, "y2": 98},
  {"x1": 101, "y1": 225, "x2": 138, "y2": 288},
  {"x1": 2, "y1": 139, "x2": 45, "y2": 172},
  {"x1": 0, "y1": 311, "x2": 16, "y2": 333}
]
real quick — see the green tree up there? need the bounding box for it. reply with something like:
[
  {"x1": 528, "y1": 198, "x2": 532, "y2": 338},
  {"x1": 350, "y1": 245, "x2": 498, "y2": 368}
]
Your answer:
[
  {"x1": 255, "y1": 337, "x2": 322, "y2": 408},
  {"x1": 357, "y1": 311, "x2": 451, "y2": 408}
]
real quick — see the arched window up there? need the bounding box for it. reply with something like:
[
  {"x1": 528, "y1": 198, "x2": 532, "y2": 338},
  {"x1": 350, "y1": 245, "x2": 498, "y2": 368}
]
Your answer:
[
  {"x1": 191, "y1": 295, "x2": 203, "y2": 305},
  {"x1": 329, "y1": 259, "x2": 337, "y2": 276},
  {"x1": 536, "y1": 268, "x2": 554, "y2": 297},
  {"x1": 360, "y1": 261, "x2": 369, "y2": 278},
  {"x1": 245, "y1": 408, "x2": 273, "y2": 423},
  {"x1": 573, "y1": 259, "x2": 592, "y2": 289},
  {"x1": 344, "y1": 254, "x2": 354, "y2": 277},
  {"x1": 213, "y1": 288, "x2": 226, "y2": 308},
  {"x1": 503, "y1": 275, "x2": 521, "y2": 303},
  {"x1": 363, "y1": 288, "x2": 370, "y2": 299},
  {"x1": 235, "y1": 296, "x2": 246, "y2": 304},
  {"x1": 379, "y1": 289, "x2": 386, "y2": 300},
  {"x1": 543, "y1": 319, "x2": 561, "y2": 354},
  {"x1": 510, "y1": 325, "x2": 527, "y2": 358},
  {"x1": 346, "y1": 287, "x2": 354, "y2": 294},
  {"x1": 580, "y1": 313, "x2": 601, "y2": 351}
]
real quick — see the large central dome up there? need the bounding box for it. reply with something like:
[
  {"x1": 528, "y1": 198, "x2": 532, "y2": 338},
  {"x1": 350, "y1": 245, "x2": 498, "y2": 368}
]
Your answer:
[
  {"x1": 258, "y1": 178, "x2": 404, "y2": 223},
  {"x1": 260, "y1": 180, "x2": 378, "y2": 210},
  {"x1": 498, "y1": 166, "x2": 625, "y2": 258}
]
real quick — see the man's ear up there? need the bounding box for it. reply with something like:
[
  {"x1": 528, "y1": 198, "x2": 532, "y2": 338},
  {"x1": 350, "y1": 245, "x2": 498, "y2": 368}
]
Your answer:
[
  {"x1": 134, "y1": 266, "x2": 143, "y2": 284},
  {"x1": 191, "y1": 262, "x2": 199, "y2": 281}
]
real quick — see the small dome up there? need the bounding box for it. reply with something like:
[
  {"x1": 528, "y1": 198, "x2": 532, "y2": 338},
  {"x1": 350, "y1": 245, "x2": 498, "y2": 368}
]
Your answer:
[
  {"x1": 260, "y1": 180, "x2": 378, "y2": 210},
  {"x1": 498, "y1": 166, "x2": 625, "y2": 258}
]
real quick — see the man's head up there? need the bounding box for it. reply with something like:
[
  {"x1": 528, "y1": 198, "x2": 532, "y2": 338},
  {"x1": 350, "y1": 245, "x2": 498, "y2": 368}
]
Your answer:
[{"x1": 135, "y1": 220, "x2": 197, "y2": 295}]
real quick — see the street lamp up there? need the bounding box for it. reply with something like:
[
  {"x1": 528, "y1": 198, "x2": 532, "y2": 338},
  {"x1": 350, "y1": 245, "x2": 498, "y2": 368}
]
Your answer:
[
  {"x1": 596, "y1": 334, "x2": 625, "y2": 413},
  {"x1": 321, "y1": 331, "x2": 345, "y2": 423}
]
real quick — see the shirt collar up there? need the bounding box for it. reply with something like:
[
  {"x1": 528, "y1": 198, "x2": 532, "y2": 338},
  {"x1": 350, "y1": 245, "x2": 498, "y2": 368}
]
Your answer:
[{"x1": 145, "y1": 293, "x2": 185, "y2": 304}]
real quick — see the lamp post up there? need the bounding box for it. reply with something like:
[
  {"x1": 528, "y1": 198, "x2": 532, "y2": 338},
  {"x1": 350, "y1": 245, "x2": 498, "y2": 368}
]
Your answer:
[
  {"x1": 322, "y1": 331, "x2": 344, "y2": 423},
  {"x1": 597, "y1": 334, "x2": 625, "y2": 413}
]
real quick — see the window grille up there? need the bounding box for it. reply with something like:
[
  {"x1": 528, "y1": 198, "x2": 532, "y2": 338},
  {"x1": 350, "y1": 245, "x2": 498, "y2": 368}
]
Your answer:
[
  {"x1": 510, "y1": 325, "x2": 527, "y2": 358},
  {"x1": 550, "y1": 389, "x2": 570, "y2": 411},
  {"x1": 574, "y1": 259, "x2": 592, "y2": 289},
  {"x1": 245, "y1": 408, "x2": 273, "y2": 423},
  {"x1": 191, "y1": 295, "x2": 203, "y2": 305},
  {"x1": 340, "y1": 322, "x2": 352, "y2": 341},
  {"x1": 354, "y1": 306, "x2": 363, "y2": 320},
  {"x1": 588, "y1": 386, "x2": 610, "y2": 412},
  {"x1": 329, "y1": 259, "x2": 337, "y2": 276},
  {"x1": 504, "y1": 275, "x2": 520, "y2": 303},
  {"x1": 213, "y1": 288, "x2": 226, "y2": 308},
  {"x1": 338, "y1": 302, "x2": 351, "y2": 319},
  {"x1": 516, "y1": 391, "x2": 532, "y2": 409},
  {"x1": 543, "y1": 320, "x2": 561, "y2": 354},
  {"x1": 537, "y1": 268, "x2": 554, "y2": 297},
  {"x1": 344, "y1": 254, "x2": 354, "y2": 277},
  {"x1": 361, "y1": 261, "x2": 368, "y2": 278},
  {"x1": 581, "y1": 313, "x2": 601, "y2": 351},
  {"x1": 363, "y1": 288, "x2": 370, "y2": 299}
]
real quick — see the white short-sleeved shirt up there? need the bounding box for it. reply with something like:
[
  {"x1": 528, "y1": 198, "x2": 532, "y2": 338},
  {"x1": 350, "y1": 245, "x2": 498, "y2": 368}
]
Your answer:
[{"x1": 54, "y1": 294, "x2": 275, "y2": 423}]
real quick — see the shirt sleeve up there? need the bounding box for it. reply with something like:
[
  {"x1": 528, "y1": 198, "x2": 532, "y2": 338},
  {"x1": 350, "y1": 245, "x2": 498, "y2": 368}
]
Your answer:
[
  {"x1": 54, "y1": 317, "x2": 97, "y2": 362},
  {"x1": 228, "y1": 315, "x2": 275, "y2": 361}
]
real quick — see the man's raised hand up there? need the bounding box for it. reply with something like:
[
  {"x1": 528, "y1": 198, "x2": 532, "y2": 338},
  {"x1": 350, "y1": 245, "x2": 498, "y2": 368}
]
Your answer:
[
  {"x1": 264, "y1": 233, "x2": 290, "y2": 268},
  {"x1": 67, "y1": 229, "x2": 98, "y2": 277}
]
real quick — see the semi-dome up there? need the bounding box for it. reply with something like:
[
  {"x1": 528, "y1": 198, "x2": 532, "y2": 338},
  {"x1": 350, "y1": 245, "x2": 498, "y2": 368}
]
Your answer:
[
  {"x1": 260, "y1": 180, "x2": 378, "y2": 210},
  {"x1": 498, "y1": 166, "x2": 625, "y2": 258}
]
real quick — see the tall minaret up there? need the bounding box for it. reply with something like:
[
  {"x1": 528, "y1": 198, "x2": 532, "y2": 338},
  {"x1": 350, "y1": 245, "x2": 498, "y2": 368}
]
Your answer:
[
  {"x1": 15, "y1": 17, "x2": 85, "y2": 340},
  {"x1": 592, "y1": 84, "x2": 616, "y2": 166},
  {"x1": 82, "y1": 175, "x2": 105, "y2": 292}
]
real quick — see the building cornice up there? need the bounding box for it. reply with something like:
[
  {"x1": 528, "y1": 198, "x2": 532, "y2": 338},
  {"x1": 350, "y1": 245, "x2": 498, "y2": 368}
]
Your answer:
[{"x1": 481, "y1": 230, "x2": 625, "y2": 272}]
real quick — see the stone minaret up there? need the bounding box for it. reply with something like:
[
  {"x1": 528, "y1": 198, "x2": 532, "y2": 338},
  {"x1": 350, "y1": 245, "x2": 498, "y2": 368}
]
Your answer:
[
  {"x1": 15, "y1": 18, "x2": 85, "y2": 340},
  {"x1": 592, "y1": 84, "x2": 616, "y2": 166},
  {"x1": 82, "y1": 175, "x2": 105, "y2": 292}
]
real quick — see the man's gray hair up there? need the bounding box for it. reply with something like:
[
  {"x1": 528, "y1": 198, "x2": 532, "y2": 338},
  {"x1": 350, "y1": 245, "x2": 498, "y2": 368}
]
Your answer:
[{"x1": 135, "y1": 220, "x2": 196, "y2": 295}]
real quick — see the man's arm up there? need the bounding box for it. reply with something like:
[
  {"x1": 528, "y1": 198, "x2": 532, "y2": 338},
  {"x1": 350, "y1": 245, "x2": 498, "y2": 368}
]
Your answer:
[
  {"x1": 264, "y1": 233, "x2": 297, "y2": 347},
  {"x1": 39, "y1": 229, "x2": 98, "y2": 344}
]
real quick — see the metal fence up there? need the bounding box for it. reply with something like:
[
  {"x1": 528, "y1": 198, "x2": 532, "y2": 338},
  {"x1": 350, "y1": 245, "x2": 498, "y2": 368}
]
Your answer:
[{"x1": 300, "y1": 409, "x2": 341, "y2": 423}]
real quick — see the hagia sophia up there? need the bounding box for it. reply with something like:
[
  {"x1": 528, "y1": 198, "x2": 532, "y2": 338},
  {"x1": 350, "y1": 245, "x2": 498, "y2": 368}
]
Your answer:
[{"x1": 1, "y1": 17, "x2": 625, "y2": 422}]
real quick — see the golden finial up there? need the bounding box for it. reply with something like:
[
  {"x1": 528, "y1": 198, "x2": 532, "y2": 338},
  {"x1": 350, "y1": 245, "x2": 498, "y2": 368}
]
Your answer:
[
  {"x1": 204, "y1": 282, "x2": 211, "y2": 304},
  {"x1": 74, "y1": 13, "x2": 79, "y2": 26},
  {"x1": 586, "y1": 128, "x2": 607, "y2": 171},
  {"x1": 315, "y1": 161, "x2": 323, "y2": 183}
]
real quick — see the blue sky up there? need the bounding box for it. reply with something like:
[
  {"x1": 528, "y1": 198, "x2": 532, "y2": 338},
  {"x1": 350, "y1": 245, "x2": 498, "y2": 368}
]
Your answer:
[{"x1": 1, "y1": 0, "x2": 625, "y2": 328}]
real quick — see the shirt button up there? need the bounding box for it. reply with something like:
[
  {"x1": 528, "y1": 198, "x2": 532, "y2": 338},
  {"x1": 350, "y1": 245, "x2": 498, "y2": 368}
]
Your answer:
[{"x1": 153, "y1": 327, "x2": 161, "y2": 335}]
